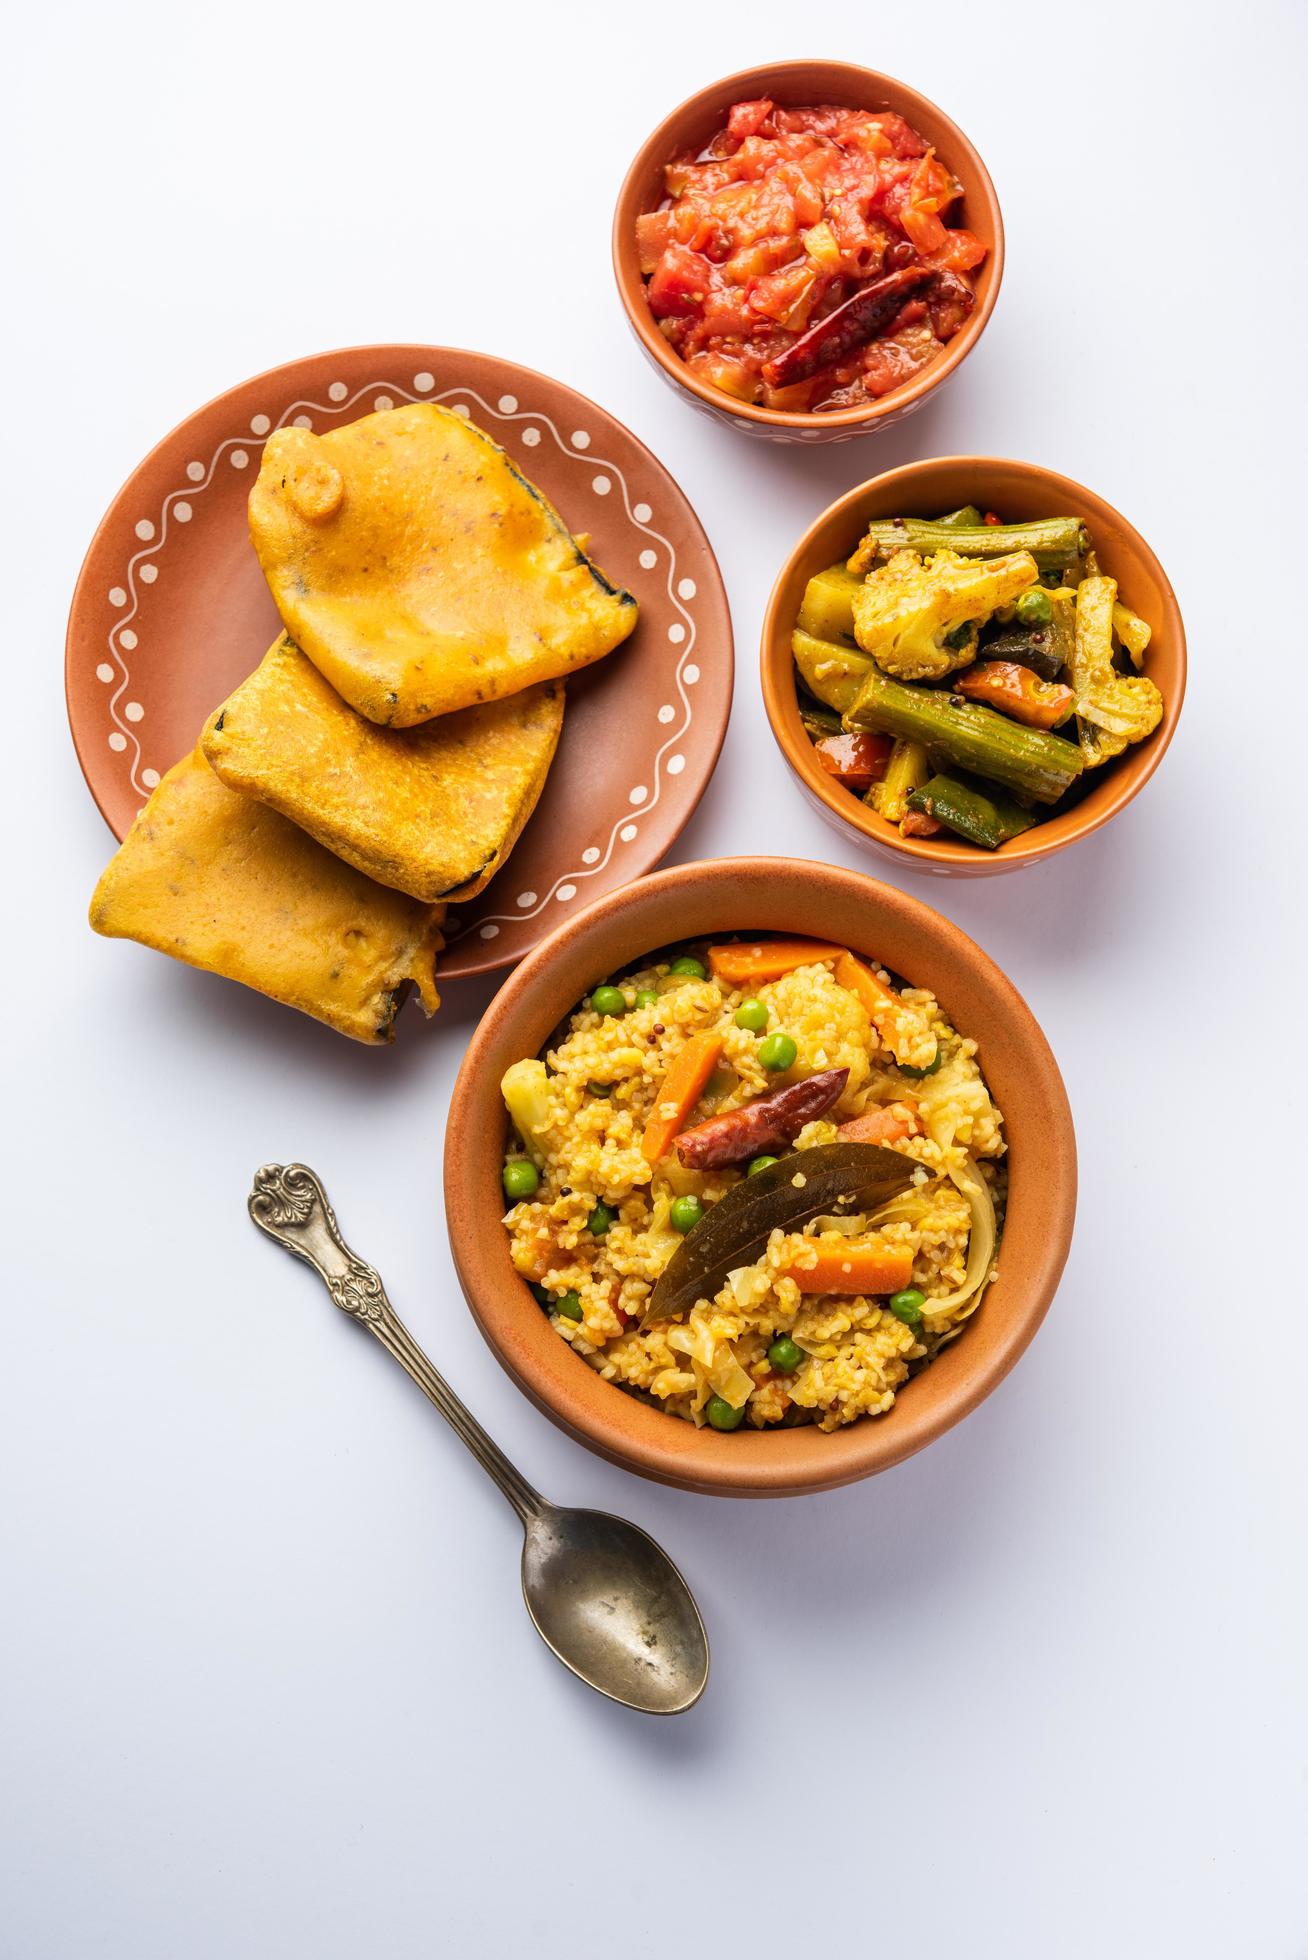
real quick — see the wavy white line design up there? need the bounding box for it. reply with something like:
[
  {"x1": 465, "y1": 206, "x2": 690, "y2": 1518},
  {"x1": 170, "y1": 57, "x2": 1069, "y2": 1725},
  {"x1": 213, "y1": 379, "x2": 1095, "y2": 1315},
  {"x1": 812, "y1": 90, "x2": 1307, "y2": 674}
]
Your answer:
[{"x1": 98, "y1": 371, "x2": 698, "y2": 944}]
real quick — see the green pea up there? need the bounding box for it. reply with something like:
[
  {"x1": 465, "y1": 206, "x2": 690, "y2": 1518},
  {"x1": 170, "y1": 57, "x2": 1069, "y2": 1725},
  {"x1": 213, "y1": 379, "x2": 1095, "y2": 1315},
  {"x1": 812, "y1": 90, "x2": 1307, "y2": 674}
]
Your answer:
[
  {"x1": 670, "y1": 1195, "x2": 704, "y2": 1234},
  {"x1": 734, "y1": 998, "x2": 769, "y2": 1033},
  {"x1": 669, "y1": 956, "x2": 706, "y2": 979},
  {"x1": 587, "y1": 1202, "x2": 615, "y2": 1238},
  {"x1": 748, "y1": 1154, "x2": 779, "y2": 1177},
  {"x1": 1016, "y1": 587, "x2": 1053, "y2": 627},
  {"x1": 590, "y1": 985, "x2": 627, "y2": 1017},
  {"x1": 888, "y1": 1287, "x2": 926, "y2": 1327},
  {"x1": 768, "y1": 1335, "x2": 803, "y2": 1373},
  {"x1": 587, "y1": 1081, "x2": 613, "y2": 1097},
  {"x1": 556, "y1": 1291, "x2": 583, "y2": 1321},
  {"x1": 635, "y1": 988, "x2": 659, "y2": 1009},
  {"x1": 758, "y1": 1032, "x2": 798, "y2": 1072},
  {"x1": 502, "y1": 1159, "x2": 539, "y2": 1200},
  {"x1": 899, "y1": 1043, "x2": 942, "y2": 1079},
  {"x1": 706, "y1": 1394, "x2": 746, "y2": 1431}
]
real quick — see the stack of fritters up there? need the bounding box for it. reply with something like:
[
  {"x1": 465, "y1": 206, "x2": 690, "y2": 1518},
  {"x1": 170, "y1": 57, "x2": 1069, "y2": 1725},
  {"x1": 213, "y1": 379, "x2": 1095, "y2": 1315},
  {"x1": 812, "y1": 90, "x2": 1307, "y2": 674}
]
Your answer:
[{"x1": 89, "y1": 404, "x2": 638, "y2": 1042}]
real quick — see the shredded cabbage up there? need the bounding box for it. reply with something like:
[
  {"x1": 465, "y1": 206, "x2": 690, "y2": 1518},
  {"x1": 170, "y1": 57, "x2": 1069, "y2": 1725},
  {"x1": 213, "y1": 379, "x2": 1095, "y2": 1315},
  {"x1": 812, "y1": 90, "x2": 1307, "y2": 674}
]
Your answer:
[
  {"x1": 669, "y1": 1315, "x2": 753, "y2": 1409},
  {"x1": 924, "y1": 1152, "x2": 996, "y2": 1319}
]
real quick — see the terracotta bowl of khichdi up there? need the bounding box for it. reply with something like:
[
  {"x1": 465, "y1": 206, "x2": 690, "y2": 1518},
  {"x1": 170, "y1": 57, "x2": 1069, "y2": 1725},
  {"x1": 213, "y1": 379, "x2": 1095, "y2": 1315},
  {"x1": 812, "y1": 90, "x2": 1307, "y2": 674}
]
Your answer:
[{"x1": 445, "y1": 857, "x2": 1075, "y2": 1497}]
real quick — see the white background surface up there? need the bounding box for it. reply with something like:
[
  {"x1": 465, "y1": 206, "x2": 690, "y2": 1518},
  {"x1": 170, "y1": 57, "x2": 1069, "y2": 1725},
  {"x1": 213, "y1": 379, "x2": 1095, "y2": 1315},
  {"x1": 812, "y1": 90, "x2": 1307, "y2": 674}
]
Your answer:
[{"x1": 3, "y1": 3, "x2": 1305, "y2": 1954}]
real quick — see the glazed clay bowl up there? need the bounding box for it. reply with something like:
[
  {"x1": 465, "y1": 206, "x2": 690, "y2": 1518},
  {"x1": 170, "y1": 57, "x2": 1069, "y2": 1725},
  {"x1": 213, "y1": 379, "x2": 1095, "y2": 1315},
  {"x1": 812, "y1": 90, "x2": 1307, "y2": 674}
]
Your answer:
[
  {"x1": 445, "y1": 858, "x2": 1075, "y2": 1499},
  {"x1": 762, "y1": 456, "x2": 1187, "y2": 877},
  {"x1": 612, "y1": 62, "x2": 1004, "y2": 444}
]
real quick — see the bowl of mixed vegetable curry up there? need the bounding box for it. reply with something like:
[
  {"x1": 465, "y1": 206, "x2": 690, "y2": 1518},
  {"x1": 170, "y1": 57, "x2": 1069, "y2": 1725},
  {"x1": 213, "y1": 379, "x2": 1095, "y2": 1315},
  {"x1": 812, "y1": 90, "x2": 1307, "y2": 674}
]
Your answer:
[{"x1": 761, "y1": 456, "x2": 1186, "y2": 873}]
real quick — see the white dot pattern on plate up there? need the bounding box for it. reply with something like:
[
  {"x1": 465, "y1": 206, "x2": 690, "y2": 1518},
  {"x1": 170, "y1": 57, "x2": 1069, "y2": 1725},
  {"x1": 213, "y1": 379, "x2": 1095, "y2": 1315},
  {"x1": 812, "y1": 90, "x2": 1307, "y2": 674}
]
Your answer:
[
  {"x1": 451, "y1": 403, "x2": 470, "y2": 416},
  {"x1": 638, "y1": 549, "x2": 657, "y2": 569},
  {"x1": 414, "y1": 372, "x2": 434, "y2": 392},
  {"x1": 556, "y1": 884, "x2": 577, "y2": 902},
  {"x1": 571, "y1": 430, "x2": 590, "y2": 448},
  {"x1": 629, "y1": 785, "x2": 647, "y2": 805},
  {"x1": 141, "y1": 767, "x2": 160, "y2": 789},
  {"x1": 684, "y1": 664, "x2": 700, "y2": 684},
  {"x1": 374, "y1": 395, "x2": 393, "y2": 412},
  {"x1": 96, "y1": 662, "x2": 114, "y2": 682},
  {"x1": 479, "y1": 923, "x2": 499, "y2": 939},
  {"x1": 658, "y1": 704, "x2": 674, "y2": 724},
  {"x1": 109, "y1": 586, "x2": 126, "y2": 607},
  {"x1": 250, "y1": 414, "x2": 271, "y2": 435},
  {"x1": 230, "y1": 449, "x2": 249, "y2": 468},
  {"x1": 678, "y1": 578, "x2": 697, "y2": 600},
  {"x1": 498, "y1": 394, "x2": 518, "y2": 413},
  {"x1": 139, "y1": 563, "x2": 157, "y2": 584},
  {"x1": 108, "y1": 732, "x2": 127, "y2": 752},
  {"x1": 591, "y1": 475, "x2": 611, "y2": 495},
  {"x1": 135, "y1": 519, "x2": 154, "y2": 541},
  {"x1": 186, "y1": 461, "x2": 205, "y2": 482},
  {"x1": 119, "y1": 629, "x2": 138, "y2": 650},
  {"x1": 633, "y1": 502, "x2": 652, "y2": 523},
  {"x1": 620, "y1": 823, "x2": 638, "y2": 841},
  {"x1": 516, "y1": 890, "x2": 537, "y2": 908},
  {"x1": 668, "y1": 623, "x2": 685, "y2": 644},
  {"x1": 328, "y1": 382, "x2": 348, "y2": 401},
  {"x1": 521, "y1": 427, "x2": 540, "y2": 446},
  {"x1": 292, "y1": 415, "x2": 312, "y2": 430},
  {"x1": 174, "y1": 501, "x2": 192, "y2": 523},
  {"x1": 582, "y1": 847, "x2": 600, "y2": 864},
  {"x1": 124, "y1": 702, "x2": 144, "y2": 722},
  {"x1": 667, "y1": 754, "x2": 685, "y2": 775}
]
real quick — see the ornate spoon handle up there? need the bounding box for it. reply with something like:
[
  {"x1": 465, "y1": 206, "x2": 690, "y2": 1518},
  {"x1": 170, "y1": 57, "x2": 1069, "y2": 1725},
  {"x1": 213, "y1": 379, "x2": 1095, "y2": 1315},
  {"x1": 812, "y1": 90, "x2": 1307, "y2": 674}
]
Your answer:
[{"x1": 248, "y1": 1162, "x2": 542, "y2": 1525}]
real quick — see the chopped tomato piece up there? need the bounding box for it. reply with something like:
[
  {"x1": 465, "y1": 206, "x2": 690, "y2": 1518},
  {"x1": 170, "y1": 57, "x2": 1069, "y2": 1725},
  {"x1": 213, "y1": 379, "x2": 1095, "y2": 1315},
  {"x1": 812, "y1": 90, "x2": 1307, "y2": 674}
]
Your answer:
[
  {"x1": 868, "y1": 111, "x2": 929, "y2": 158},
  {"x1": 723, "y1": 233, "x2": 801, "y2": 284},
  {"x1": 727, "y1": 98, "x2": 774, "y2": 145},
  {"x1": 922, "y1": 227, "x2": 988, "y2": 274},
  {"x1": 635, "y1": 210, "x2": 674, "y2": 275},
  {"x1": 813, "y1": 730, "x2": 893, "y2": 790},
  {"x1": 749, "y1": 261, "x2": 817, "y2": 326},
  {"x1": 647, "y1": 244, "x2": 715, "y2": 319}
]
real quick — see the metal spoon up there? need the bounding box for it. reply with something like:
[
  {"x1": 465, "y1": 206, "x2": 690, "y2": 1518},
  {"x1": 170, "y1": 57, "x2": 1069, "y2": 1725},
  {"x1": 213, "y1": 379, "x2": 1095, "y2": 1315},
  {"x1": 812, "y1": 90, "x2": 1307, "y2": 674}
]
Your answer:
[{"x1": 247, "y1": 1162, "x2": 709, "y2": 1716}]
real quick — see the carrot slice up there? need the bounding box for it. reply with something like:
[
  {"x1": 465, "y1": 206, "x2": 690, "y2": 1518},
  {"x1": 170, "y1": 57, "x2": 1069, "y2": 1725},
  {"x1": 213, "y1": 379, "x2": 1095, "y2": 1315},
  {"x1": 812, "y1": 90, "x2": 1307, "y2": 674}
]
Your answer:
[
  {"x1": 706, "y1": 938, "x2": 846, "y2": 987},
  {"x1": 781, "y1": 1237, "x2": 915, "y2": 1295},
  {"x1": 836, "y1": 1100, "x2": 923, "y2": 1146},
  {"x1": 833, "y1": 952, "x2": 936, "y2": 1071},
  {"x1": 641, "y1": 1031, "x2": 724, "y2": 1165}
]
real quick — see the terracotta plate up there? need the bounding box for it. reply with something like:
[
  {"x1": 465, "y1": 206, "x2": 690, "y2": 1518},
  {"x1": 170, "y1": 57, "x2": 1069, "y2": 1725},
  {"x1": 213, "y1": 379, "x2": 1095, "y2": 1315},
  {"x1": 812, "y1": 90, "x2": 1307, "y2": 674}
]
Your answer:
[{"x1": 66, "y1": 346, "x2": 734, "y2": 976}]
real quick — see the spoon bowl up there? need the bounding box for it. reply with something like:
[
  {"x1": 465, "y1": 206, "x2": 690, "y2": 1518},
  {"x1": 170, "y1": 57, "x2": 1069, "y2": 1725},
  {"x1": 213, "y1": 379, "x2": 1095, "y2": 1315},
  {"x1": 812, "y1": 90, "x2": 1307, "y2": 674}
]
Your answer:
[{"x1": 522, "y1": 1506, "x2": 709, "y2": 1716}]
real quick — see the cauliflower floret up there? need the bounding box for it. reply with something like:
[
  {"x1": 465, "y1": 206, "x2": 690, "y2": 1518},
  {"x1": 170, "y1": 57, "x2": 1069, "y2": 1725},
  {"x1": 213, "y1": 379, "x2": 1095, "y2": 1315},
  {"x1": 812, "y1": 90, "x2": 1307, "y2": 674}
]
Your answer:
[
  {"x1": 501, "y1": 1058, "x2": 555, "y2": 1162},
  {"x1": 850, "y1": 547, "x2": 1039, "y2": 682},
  {"x1": 1072, "y1": 574, "x2": 1163, "y2": 767}
]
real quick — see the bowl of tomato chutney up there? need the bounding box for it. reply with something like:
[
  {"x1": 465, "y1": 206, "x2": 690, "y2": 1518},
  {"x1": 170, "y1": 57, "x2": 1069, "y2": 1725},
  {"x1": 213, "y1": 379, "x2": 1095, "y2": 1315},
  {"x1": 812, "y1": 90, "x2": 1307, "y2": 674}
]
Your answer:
[{"x1": 612, "y1": 62, "x2": 1004, "y2": 443}]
